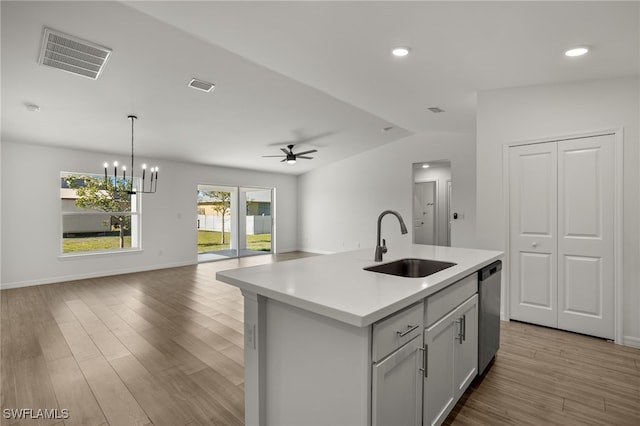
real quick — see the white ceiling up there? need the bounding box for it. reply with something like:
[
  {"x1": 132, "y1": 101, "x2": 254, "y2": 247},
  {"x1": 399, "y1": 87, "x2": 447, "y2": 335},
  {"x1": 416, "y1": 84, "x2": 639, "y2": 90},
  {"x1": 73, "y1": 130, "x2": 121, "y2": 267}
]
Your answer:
[{"x1": 2, "y1": 1, "x2": 638, "y2": 175}]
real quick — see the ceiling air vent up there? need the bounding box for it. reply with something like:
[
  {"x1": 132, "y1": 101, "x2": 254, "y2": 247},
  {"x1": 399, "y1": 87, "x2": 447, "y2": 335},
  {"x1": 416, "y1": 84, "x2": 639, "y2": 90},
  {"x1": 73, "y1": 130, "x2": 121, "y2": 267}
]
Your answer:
[
  {"x1": 428, "y1": 107, "x2": 445, "y2": 114},
  {"x1": 38, "y1": 27, "x2": 111, "y2": 80},
  {"x1": 188, "y1": 78, "x2": 215, "y2": 93}
]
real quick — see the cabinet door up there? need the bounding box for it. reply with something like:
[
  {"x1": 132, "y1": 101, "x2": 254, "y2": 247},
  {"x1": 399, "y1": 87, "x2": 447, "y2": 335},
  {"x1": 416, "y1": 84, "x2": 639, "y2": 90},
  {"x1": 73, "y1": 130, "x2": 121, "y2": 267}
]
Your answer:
[
  {"x1": 423, "y1": 310, "x2": 457, "y2": 426},
  {"x1": 372, "y1": 335, "x2": 422, "y2": 426},
  {"x1": 454, "y1": 295, "x2": 478, "y2": 396}
]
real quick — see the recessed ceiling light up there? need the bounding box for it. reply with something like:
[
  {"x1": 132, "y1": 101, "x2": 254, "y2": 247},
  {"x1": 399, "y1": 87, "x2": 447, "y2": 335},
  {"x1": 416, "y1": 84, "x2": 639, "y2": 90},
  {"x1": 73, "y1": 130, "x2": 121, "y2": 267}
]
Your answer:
[
  {"x1": 25, "y1": 104, "x2": 40, "y2": 112},
  {"x1": 565, "y1": 47, "x2": 589, "y2": 57},
  {"x1": 422, "y1": 164, "x2": 430, "y2": 169},
  {"x1": 392, "y1": 47, "x2": 410, "y2": 57}
]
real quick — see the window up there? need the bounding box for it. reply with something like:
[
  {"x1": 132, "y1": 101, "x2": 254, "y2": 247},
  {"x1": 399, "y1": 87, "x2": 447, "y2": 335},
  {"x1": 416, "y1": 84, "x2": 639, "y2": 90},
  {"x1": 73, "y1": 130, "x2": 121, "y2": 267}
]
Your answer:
[{"x1": 60, "y1": 172, "x2": 140, "y2": 254}]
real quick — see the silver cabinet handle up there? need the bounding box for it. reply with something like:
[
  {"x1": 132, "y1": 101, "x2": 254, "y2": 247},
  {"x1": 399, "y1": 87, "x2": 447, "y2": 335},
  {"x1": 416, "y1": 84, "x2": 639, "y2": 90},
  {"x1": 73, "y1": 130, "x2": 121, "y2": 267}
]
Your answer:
[
  {"x1": 419, "y1": 345, "x2": 428, "y2": 378},
  {"x1": 455, "y1": 315, "x2": 466, "y2": 344},
  {"x1": 396, "y1": 324, "x2": 419, "y2": 337},
  {"x1": 461, "y1": 315, "x2": 466, "y2": 342}
]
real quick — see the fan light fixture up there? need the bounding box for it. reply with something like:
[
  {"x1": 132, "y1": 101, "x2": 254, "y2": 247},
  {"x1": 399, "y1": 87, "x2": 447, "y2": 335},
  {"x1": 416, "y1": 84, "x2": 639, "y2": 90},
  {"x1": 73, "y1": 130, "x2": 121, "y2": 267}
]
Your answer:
[
  {"x1": 262, "y1": 144, "x2": 318, "y2": 165},
  {"x1": 103, "y1": 115, "x2": 158, "y2": 194}
]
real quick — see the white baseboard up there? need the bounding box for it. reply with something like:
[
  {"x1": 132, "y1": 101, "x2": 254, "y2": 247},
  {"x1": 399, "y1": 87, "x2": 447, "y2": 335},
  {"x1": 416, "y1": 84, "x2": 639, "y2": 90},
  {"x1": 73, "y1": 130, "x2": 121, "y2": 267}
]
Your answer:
[
  {"x1": 298, "y1": 247, "x2": 335, "y2": 255},
  {"x1": 623, "y1": 335, "x2": 640, "y2": 348},
  {"x1": 275, "y1": 247, "x2": 296, "y2": 253},
  {"x1": 275, "y1": 247, "x2": 311, "y2": 254},
  {"x1": 0, "y1": 260, "x2": 195, "y2": 290}
]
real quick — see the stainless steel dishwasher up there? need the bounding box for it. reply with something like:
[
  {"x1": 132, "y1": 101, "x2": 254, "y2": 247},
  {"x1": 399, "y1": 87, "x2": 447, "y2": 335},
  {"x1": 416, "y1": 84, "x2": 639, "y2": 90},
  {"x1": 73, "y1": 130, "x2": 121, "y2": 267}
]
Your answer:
[{"x1": 478, "y1": 260, "x2": 502, "y2": 375}]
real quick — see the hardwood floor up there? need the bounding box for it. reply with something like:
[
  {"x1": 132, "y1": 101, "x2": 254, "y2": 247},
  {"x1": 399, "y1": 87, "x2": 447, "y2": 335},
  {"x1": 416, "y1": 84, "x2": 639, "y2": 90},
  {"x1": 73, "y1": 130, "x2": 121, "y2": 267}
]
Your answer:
[
  {"x1": 446, "y1": 321, "x2": 640, "y2": 426},
  {"x1": 1, "y1": 252, "x2": 639, "y2": 426}
]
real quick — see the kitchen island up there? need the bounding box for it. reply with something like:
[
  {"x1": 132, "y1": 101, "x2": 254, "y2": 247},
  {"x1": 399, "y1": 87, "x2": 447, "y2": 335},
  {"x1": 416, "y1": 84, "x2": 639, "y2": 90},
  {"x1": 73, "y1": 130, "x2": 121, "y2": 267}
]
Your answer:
[{"x1": 216, "y1": 244, "x2": 502, "y2": 426}]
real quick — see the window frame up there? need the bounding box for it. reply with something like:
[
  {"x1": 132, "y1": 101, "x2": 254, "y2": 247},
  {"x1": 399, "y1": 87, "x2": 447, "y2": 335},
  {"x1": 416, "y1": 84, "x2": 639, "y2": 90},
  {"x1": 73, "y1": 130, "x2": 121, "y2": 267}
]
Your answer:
[{"x1": 60, "y1": 171, "x2": 141, "y2": 257}]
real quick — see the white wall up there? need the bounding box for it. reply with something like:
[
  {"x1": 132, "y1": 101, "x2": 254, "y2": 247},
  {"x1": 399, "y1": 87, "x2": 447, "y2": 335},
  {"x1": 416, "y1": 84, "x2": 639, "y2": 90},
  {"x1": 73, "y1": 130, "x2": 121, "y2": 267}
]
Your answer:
[
  {"x1": 297, "y1": 132, "x2": 476, "y2": 254},
  {"x1": 476, "y1": 77, "x2": 640, "y2": 347},
  {"x1": 0, "y1": 141, "x2": 298, "y2": 288}
]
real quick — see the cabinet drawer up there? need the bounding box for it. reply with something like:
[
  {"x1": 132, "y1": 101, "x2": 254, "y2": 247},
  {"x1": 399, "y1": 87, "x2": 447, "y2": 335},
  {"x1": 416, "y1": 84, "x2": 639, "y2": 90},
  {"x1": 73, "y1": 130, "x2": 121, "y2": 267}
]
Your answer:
[
  {"x1": 425, "y1": 273, "x2": 477, "y2": 328},
  {"x1": 372, "y1": 302, "x2": 423, "y2": 362}
]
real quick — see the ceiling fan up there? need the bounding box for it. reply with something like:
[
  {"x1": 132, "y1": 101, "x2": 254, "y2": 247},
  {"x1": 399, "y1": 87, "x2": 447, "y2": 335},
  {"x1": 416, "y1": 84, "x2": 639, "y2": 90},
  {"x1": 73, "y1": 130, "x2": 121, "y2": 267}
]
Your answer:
[{"x1": 262, "y1": 144, "x2": 318, "y2": 164}]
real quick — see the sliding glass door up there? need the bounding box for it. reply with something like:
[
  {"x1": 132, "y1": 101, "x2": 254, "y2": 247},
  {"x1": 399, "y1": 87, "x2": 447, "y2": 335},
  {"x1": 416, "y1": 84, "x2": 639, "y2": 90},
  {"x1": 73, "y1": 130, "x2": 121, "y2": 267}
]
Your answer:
[
  {"x1": 197, "y1": 184, "x2": 273, "y2": 262},
  {"x1": 242, "y1": 187, "x2": 272, "y2": 255},
  {"x1": 197, "y1": 185, "x2": 237, "y2": 261}
]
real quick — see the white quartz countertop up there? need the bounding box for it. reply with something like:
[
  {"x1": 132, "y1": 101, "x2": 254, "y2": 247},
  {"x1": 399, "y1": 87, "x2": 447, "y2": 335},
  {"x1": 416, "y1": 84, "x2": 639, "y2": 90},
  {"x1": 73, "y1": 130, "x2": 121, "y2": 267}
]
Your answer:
[{"x1": 216, "y1": 244, "x2": 503, "y2": 327}]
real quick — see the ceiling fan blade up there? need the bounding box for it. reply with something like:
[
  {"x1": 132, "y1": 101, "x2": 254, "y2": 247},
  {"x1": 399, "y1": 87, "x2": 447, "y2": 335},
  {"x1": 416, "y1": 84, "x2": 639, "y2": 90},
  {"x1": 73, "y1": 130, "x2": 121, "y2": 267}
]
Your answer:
[
  {"x1": 281, "y1": 148, "x2": 291, "y2": 155},
  {"x1": 262, "y1": 155, "x2": 286, "y2": 158},
  {"x1": 294, "y1": 149, "x2": 318, "y2": 156},
  {"x1": 280, "y1": 158, "x2": 287, "y2": 162},
  {"x1": 297, "y1": 156, "x2": 314, "y2": 160},
  {"x1": 296, "y1": 131, "x2": 335, "y2": 144}
]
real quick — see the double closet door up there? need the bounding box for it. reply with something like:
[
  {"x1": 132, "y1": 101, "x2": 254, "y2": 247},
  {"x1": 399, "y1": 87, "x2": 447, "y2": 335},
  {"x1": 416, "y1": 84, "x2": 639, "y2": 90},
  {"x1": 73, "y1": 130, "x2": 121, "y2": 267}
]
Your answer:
[{"x1": 509, "y1": 134, "x2": 614, "y2": 339}]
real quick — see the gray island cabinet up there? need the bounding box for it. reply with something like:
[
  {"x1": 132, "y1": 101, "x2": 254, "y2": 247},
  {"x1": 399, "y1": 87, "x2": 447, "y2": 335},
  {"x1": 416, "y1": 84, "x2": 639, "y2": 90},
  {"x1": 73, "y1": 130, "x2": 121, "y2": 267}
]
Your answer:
[{"x1": 216, "y1": 245, "x2": 502, "y2": 426}]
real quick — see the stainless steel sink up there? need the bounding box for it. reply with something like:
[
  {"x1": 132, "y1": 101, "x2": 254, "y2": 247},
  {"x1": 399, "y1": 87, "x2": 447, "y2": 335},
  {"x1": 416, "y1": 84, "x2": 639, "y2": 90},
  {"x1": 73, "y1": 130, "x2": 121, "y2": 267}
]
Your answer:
[{"x1": 364, "y1": 258, "x2": 456, "y2": 278}]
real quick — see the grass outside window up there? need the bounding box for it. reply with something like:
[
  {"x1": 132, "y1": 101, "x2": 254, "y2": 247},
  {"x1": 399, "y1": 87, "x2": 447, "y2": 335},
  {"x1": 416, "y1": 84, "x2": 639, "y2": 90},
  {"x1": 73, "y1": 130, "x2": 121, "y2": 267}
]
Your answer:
[
  {"x1": 63, "y1": 231, "x2": 271, "y2": 253},
  {"x1": 63, "y1": 236, "x2": 133, "y2": 253},
  {"x1": 197, "y1": 230, "x2": 271, "y2": 252}
]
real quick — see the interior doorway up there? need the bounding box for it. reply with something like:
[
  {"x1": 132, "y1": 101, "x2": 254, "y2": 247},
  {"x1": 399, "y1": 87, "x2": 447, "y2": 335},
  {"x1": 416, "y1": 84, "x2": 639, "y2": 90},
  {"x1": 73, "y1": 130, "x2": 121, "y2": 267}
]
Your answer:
[
  {"x1": 197, "y1": 184, "x2": 273, "y2": 262},
  {"x1": 412, "y1": 161, "x2": 451, "y2": 246},
  {"x1": 413, "y1": 181, "x2": 436, "y2": 244}
]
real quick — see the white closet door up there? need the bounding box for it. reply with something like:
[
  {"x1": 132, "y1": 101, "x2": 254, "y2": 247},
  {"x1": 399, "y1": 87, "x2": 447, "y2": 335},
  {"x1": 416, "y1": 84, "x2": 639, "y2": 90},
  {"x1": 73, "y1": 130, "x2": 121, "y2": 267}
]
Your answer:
[
  {"x1": 509, "y1": 142, "x2": 558, "y2": 328},
  {"x1": 557, "y1": 135, "x2": 614, "y2": 339},
  {"x1": 509, "y1": 135, "x2": 615, "y2": 339}
]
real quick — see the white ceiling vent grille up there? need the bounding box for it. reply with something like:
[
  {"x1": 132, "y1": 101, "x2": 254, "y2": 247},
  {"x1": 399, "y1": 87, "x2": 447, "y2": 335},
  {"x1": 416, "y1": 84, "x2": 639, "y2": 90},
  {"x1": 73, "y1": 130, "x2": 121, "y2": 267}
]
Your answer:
[
  {"x1": 38, "y1": 28, "x2": 112, "y2": 80},
  {"x1": 188, "y1": 78, "x2": 215, "y2": 93}
]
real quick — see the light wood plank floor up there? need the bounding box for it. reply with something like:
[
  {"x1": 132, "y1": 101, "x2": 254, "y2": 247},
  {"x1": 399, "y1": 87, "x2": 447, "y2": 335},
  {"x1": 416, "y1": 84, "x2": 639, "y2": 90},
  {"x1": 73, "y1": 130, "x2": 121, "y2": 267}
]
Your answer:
[
  {"x1": 1, "y1": 252, "x2": 639, "y2": 426},
  {"x1": 447, "y1": 321, "x2": 640, "y2": 425}
]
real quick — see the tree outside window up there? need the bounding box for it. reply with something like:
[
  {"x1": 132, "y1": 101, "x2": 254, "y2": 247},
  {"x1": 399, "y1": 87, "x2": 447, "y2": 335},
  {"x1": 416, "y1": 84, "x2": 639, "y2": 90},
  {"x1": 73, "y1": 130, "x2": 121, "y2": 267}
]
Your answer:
[
  {"x1": 61, "y1": 172, "x2": 139, "y2": 253},
  {"x1": 201, "y1": 191, "x2": 231, "y2": 244}
]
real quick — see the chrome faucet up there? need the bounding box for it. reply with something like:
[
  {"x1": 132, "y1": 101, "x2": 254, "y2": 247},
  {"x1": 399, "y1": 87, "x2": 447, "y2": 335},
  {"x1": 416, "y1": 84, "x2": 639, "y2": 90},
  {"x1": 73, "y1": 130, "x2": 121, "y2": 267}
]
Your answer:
[{"x1": 375, "y1": 210, "x2": 408, "y2": 262}]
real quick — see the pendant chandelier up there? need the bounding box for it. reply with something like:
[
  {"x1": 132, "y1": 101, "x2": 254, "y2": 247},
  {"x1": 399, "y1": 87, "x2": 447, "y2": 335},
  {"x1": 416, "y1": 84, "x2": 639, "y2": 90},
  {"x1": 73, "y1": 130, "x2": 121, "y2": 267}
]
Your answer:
[{"x1": 103, "y1": 115, "x2": 158, "y2": 194}]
